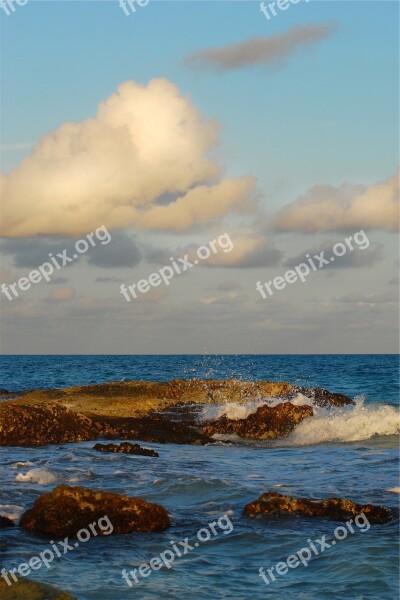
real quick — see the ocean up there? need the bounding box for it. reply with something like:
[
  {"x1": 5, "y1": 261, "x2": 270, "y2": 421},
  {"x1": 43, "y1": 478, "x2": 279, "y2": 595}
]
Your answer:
[{"x1": 0, "y1": 355, "x2": 399, "y2": 599}]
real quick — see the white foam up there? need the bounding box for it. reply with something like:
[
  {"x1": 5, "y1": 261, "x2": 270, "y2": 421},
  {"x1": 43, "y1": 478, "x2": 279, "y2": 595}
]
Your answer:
[
  {"x1": 283, "y1": 398, "x2": 400, "y2": 446},
  {"x1": 16, "y1": 468, "x2": 57, "y2": 485},
  {"x1": 387, "y1": 487, "x2": 400, "y2": 494},
  {"x1": 0, "y1": 504, "x2": 24, "y2": 520}
]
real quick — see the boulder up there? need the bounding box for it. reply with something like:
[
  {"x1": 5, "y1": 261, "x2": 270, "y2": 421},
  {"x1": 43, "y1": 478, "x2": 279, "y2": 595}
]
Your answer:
[
  {"x1": 0, "y1": 402, "x2": 100, "y2": 447},
  {"x1": 20, "y1": 484, "x2": 170, "y2": 537},
  {"x1": 202, "y1": 402, "x2": 313, "y2": 440},
  {"x1": 0, "y1": 579, "x2": 76, "y2": 599},
  {"x1": 244, "y1": 491, "x2": 392, "y2": 524},
  {"x1": 289, "y1": 386, "x2": 353, "y2": 407},
  {"x1": 93, "y1": 442, "x2": 159, "y2": 457},
  {"x1": 0, "y1": 515, "x2": 15, "y2": 528}
]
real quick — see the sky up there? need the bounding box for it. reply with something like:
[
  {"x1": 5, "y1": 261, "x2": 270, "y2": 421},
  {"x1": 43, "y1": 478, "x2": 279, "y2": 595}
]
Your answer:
[{"x1": 0, "y1": 0, "x2": 399, "y2": 354}]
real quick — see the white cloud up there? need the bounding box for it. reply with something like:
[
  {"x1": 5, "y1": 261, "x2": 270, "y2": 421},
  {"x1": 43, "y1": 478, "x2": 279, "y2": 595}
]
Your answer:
[
  {"x1": 272, "y1": 172, "x2": 399, "y2": 233},
  {"x1": 1, "y1": 79, "x2": 255, "y2": 237}
]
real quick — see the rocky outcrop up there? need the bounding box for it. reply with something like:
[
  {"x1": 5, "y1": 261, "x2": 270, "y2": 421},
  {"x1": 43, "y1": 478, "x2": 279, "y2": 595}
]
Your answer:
[
  {"x1": 20, "y1": 484, "x2": 170, "y2": 537},
  {"x1": 288, "y1": 386, "x2": 353, "y2": 407},
  {"x1": 0, "y1": 379, "x2": 352, "y2": 447},
  {"x1": 0, "y1": 515, "x2": 15, "y2": 528},
  {"x1": 203, "y1": 402, "x2": 314, "y2": 440},
  {"x1": 93, "y1": 441, "x2": 159, "y2": 457},
  {"x1": 0, "y1": 579, "x2": 76, "y2": 599},
  {"x1": 244, "y1": 492, "x2": 392, "y2": 524},
  {"x1": 0, "y1": 402, "x2": 101, "y2": 447}
]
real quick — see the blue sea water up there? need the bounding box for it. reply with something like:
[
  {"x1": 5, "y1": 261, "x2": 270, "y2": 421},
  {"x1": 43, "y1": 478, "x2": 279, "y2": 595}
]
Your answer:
[{"x1": 0, "y1": 355, "x2": 399, "y2": 600}]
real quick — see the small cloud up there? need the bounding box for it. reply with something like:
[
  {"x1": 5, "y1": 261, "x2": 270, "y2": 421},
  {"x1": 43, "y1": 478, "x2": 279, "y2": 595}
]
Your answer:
[
  {"x1": 185, "y1": 22, "x2": 338, "y2": 71},
  {"x1": 338, "y1": 290, "x2": 399, "y2": 305},
  {"x1": 216, "y1": 281, "x2": 242, "y2": 292},
  {"x1": 272, "y1": 172, "x2": 399, "y2": 234},
  {"x1": 48, "y1": 286, "x2": 76, "y2": 302}
]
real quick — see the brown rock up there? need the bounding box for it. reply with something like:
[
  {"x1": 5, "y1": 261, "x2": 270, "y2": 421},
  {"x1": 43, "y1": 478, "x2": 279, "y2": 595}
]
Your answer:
[
  {"x1": 0, "y1": 402, "x2": 100, "y2": 447},
  {"x1": 202, "y1": 402, "x2": 314, "y2": 440},
  {"x1": 20, "y1": 484, "x2": 170, "y2": 537},
  {"x1": 0, "y1": 579, "x2": 76, "y2": 599},
  {"x1": 93, "y1": 442, "x2": 159, "y2": 457},
  {"x1": 0, "y1": 515, "x2": 15, "y2": 528},
  {"x1": 244, "y1": 491, "x2": 392, "y2": 524},
  {"x1": 289, "y1": 386, "x2": 353, "y2": 407}
]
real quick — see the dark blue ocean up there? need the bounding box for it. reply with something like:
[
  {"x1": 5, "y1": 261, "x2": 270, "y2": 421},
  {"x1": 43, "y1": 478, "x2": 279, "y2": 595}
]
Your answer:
[{"x1": 0, "y1": 355, "x2": 399, "y2": 600}]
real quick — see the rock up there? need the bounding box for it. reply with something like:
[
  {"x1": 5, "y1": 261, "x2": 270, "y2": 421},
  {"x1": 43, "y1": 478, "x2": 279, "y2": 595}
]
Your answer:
[
  {"x1": 202, "y1": 402, "x2": 314, "y2": 440},
  {"x1": 20, "y1": 484, "x2": 170, "y2": 537},
  {"x1": 289, "y1": 386, "x2": 353, "y2": 407},
  {"x1": 243, "y1": 492, "x2": 392, "y2": 524},
  {"x1": 93, "y1": 442, "x2": 159, "y2": 457},
  {"x1": 0, "y1": 402, "x2": 100, "y2": 447},
  {"x1": 0, "y1": 515, "x2": 15, "y2": 528},
  {"x1": 0, "y1": 579, "x2": 76, "y2": 599}
]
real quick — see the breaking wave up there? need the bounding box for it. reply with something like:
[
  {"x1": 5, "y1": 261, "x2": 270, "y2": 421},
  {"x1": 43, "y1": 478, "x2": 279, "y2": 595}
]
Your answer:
[{"x1": 283, "y1": 398, "x2": 400, "y2": 446}]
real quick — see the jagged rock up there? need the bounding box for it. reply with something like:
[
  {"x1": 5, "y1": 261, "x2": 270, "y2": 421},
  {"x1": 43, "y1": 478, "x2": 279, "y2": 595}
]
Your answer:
[
  {"x1": 0, "y1": 402, "x2": 100, "y2": 447},
  {"x1": 244, "y1": 491, "x2": 392, "y2": 524},
  {"x1": 289, "y1": 386, "x2": 353, "y2": 407},
  {"x1": 0, "y1": 515, "x2": 15, "y2": 528},
  {"x1": 93, "y1": 442, "x2": 159, "y2": 457},
  {"x1": 20, "y1": 484, "x2": 170, "y2": 537},
  {"x1": 0, "y1": 579, "x2": 76, "y2": 599},
  {"x1": 202, "y1": 402, "x2": 313, "y2": 440}
]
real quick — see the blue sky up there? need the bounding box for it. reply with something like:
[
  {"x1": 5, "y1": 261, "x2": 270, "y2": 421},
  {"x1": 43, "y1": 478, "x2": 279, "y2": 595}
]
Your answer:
[{"x1": 0, "y1": 0, "x2": 398, "y2": 353}]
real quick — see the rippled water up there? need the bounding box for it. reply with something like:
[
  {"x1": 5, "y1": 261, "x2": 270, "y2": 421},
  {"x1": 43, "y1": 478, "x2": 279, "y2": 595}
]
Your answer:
[{"x1": 0, "y1": 355, "x2": 399, "y2": 599}]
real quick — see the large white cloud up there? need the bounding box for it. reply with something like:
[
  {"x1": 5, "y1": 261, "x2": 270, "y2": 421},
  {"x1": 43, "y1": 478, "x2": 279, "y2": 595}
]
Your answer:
[
  {"x1": 272, "y1": 172, "x2": 399, "y2": 233},
  {"x1": 1, "y1": 79, "x2": 255, "y2": 237}
]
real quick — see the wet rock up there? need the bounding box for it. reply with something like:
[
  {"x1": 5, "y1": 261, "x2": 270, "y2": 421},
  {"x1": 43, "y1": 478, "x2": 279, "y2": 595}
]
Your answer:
[
  {"x1": 93, "y1": 442, "x2": 159, "y2": 457},
  {"x1": 202, "y1": 402, "x2": 313, "y2": 440},
  {"x1": 0, "y1": 515, "x2": 15, "y2": 528},
  {"x1": 244, "y1": 491, "x2": 392, "y2": 524},
  {"x1": 20, "y1": 484, "x2": 170, "y2": 537},
  {"x1": 0, "y1": 579, "x2": 76, "y2": 599},
  {"x1": 289, "y1": 386, "x2": 352, "y2": 407},
  {"x1": 0, "y1": 402, "x2": 100, "y2": 447},
  {"x1": 95, "y1": 414, "x2": 212, "y2": 445}
]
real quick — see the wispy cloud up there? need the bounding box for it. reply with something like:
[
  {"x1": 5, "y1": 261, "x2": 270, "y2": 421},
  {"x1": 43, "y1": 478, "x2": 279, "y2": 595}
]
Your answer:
[{"x1": 185, "y1": 22, "x2": 339, "y2": 71}]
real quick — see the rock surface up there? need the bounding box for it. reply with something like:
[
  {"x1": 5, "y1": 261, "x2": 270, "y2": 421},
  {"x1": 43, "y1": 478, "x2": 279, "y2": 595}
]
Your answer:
[
  {"x1": 0, "y1": 579, "x2": 76, "y2": 600},
  {"x1": 203, "y1": 402, "x2": 314, "y2": 440},
  {"x1": 0, "y1": 402, "x2": 101, "y2": 447},
  {"x1": 0, "y1": 379, "x2": 352, "y2": 447},
  {"x1": 93, "y1": 441, "x2": 159, "y2": 457},
  {"x1": 20, "y1": 484, "x2": 170, "y2": 537},
  {"x1": 244, "y1": 492, "x2": 392, "y2": 524},
  {"x1": 0, "y1": 515, "x2": 15, "y2": 528}
]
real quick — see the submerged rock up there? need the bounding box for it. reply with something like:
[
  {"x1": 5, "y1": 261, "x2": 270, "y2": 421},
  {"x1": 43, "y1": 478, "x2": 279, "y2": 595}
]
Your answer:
[
  {"x1": 0, "y1": 402, "x2": 100, "y2": 447},
  {"x1": 20, "y1": 484, "x2": 170, "y2": 537},
  {"x1": 0, "y1": 579, "x2": 76, "y2": 599},
  {"x1": 244, "y1": 491, "x2": 392, "y2": 524},
  {"x1": 93, "y1": 441, "x2": 159, "y2": 457},
  {"x1": 202, "y1": 402, "x2": 313, "y2": 440},
  {"x1": 0, "y1": 515, "x2": 15, "y2": 528}
]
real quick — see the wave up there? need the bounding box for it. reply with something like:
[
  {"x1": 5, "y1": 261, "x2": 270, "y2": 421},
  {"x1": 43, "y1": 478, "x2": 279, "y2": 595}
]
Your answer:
[
  {"x1": 200, "y1": 395, "x2": 399, "y2": 445},
  {"x1": 283, "y1": 398, "x2": 400, "y2": 446},
  {"x1": 16, "y1": 467, "x2": 57, "y2": 485}
]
